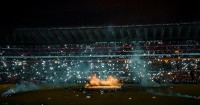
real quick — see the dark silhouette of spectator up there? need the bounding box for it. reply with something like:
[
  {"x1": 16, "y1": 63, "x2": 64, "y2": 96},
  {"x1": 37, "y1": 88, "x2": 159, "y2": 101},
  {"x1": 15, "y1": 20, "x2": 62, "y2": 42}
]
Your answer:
[{"x1": 190, "y1": 69, "x2": 195, "y2": 80}]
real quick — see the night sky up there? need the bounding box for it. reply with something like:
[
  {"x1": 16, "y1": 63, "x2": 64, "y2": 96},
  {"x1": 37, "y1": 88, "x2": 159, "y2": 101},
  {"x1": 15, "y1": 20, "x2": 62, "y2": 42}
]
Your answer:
[{"x1": 0, "y1": 0, "x2": 200, "y2": 35}]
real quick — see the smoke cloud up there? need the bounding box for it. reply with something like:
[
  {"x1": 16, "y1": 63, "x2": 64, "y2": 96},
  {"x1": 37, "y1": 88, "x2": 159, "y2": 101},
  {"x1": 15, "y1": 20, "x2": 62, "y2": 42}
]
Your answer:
[
  {"x1": 147, "y1": 87, "x2": 197, "y2": 99},
  {"x1": 129, "y1": 42, "x2": 160, "y2": 86},
  {"x1": 2, "y1": 82, "x2": 40, "y2": 96}
]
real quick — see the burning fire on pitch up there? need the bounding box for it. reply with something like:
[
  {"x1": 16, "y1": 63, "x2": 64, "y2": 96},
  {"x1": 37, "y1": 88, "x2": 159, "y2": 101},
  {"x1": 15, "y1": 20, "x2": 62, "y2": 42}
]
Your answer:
[{"x1": 84, "y1": 75, "x2": 122, "y2": 90}]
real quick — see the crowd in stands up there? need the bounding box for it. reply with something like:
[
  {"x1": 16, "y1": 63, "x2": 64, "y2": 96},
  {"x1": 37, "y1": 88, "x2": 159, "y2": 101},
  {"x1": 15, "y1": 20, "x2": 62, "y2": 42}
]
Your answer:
[{"x1": 0, "y1": 40, "x2": 200, "y2": 84}]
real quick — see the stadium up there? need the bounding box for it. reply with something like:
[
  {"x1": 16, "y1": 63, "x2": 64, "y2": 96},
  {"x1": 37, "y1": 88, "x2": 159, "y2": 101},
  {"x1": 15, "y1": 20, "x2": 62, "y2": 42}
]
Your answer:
[{"x1": 0, "y1": 22, "x2": 200, "y2": 105}]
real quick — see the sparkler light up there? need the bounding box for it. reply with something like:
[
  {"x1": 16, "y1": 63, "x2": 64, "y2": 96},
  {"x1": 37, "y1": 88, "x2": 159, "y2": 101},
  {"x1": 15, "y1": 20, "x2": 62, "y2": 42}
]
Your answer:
[{"x1": 0, "y1": 41, "x2": 200, "y2": 90}]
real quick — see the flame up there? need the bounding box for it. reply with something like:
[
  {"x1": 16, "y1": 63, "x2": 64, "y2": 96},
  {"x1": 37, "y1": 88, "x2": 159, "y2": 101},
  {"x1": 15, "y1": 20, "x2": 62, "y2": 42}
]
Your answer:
[{"x1": 85, "y1": 75, "x2": 121, "y2": 87}]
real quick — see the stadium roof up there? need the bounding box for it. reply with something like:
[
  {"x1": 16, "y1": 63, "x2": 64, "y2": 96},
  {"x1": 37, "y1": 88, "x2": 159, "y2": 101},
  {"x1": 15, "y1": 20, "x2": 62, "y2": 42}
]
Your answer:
[{"x1": 1, "y1": 22, "x2": 200, "y2": 44}]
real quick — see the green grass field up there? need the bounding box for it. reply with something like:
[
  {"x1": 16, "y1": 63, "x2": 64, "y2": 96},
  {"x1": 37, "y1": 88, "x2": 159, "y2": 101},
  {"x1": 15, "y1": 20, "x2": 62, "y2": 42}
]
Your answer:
[{"x1": 0, "y1": 84, "x2": 200, "y2": 105}]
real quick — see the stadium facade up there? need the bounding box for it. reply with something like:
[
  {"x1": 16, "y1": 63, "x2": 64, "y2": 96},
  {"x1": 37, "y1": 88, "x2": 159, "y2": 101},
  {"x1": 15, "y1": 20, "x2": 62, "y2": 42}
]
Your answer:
[{"x1": 1, "y1": 22, "x2": 200, "y2": 44}]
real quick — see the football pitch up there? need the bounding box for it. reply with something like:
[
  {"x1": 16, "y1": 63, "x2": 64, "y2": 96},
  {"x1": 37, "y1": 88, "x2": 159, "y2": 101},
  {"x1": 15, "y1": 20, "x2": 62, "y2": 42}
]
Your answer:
[{"x1": 0, "y1": 84, "x2": 200, "y2": 105}]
